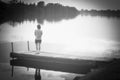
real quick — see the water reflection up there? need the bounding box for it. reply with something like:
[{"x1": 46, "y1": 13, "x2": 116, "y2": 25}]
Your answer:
[
  {"x1": 0, "y1": 1, "x2": 79, "y2": 25},
  {"x1": 0, "y1": 1, "x2": 120, "y2": 25},
  {"x1": 0, "y1": 15, "x2": 120, "y2": 59}
]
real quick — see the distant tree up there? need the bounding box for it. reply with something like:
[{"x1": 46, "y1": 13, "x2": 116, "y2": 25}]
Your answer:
[
  {"x1": 9, "y1": 0, "x2": 18, "y2": 4},
  {"x1": 37, "y1": 1, "x2": 45, "y2": 7}
]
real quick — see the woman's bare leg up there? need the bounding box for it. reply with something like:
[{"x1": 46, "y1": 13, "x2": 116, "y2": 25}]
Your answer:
[
  {"x1": 39, "y1": 43, "x2": 41, "y2": 51},
  {"x1": 36, "y1": 43, "x2": 39, "y2": 51}
]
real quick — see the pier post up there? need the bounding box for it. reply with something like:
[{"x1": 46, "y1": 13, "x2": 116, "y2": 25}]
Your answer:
[
  {"x1": 27, "y1": 41, "x2": 30, "y2": 51},
  {"x1": 27, "y1": 41, "x2": 30, "y2": 71},
  {"x1": 11, "y1": 42, "x2": 14, "y2": 52},
  {"x1": 11, "y1": 42, "x2": 14, "y2": 77},
  {"x1": 11, "y1": 66, "x2": 14, "y2": 77}
]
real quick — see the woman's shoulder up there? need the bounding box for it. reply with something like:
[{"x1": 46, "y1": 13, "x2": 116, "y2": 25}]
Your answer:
[
  {"x1": 35, "y1": 29, "x2": 42, "y2": 33},
  {"x1": 35, "y1": 29, "x2": 40, "y2": 31}
]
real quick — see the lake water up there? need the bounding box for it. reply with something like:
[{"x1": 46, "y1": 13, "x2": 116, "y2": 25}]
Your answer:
[
  {"x1": 0, "y1": 14, "x2": 120, "y2": 80},
  {"x1": 0, "y1": 15, "x2": 120, "y2": 62}
]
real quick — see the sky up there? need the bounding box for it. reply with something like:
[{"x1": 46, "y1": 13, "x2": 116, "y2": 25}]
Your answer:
[{"x1": 3, "y1": 0, "x2": 120, "y2": 10}]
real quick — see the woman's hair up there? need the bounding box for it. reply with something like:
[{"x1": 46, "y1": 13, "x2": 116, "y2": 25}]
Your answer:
[{"x1": 37, "y1": 24, "x2": 41, "y2": 29}]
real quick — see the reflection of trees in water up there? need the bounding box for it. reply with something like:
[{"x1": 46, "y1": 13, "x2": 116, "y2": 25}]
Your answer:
[
  {"x1": 0, "y1": 0, "x2": 120, "y2": 25},
  {"x1": 80, "y1": 9, "x2": 120, "y2": 18},
  {"x1": 0, "y1": 0, "x2": 79, "y2": 25}
]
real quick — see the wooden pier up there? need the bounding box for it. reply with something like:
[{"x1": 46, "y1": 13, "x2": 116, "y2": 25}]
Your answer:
[{"x1": 9, "y1": 41, "x2": 110, "y2": 80}]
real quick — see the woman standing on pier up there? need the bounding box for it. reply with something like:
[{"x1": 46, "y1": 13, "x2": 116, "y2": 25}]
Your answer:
[
  {"x1": 34, "y1": 24, "x2": 43, "y2": 80},
  {"x1": 34, "y1": 24, "x2": 43, "y2": 51}
]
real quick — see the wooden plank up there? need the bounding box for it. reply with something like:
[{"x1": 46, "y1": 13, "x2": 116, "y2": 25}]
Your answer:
[
  {"x1": 10, "y1": 59, "x2": 93, "y2": 74},
  {"x1": 10, "y1": 52, "x2": 97, "y2": 66},
  {"x1": 10, "y1": 52, "x2": 110, "y2": 74}
]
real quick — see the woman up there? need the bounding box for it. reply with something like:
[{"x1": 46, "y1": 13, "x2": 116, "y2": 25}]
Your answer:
[{"x1": 34, "y1": 24, "x2": 43, "y2": 51}]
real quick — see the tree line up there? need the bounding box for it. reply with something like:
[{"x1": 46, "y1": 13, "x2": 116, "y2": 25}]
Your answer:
[
  {"x1": 0, "y1": 0, "x2": 79, "y2": 24},
  {"x1": 0, "y1": 0, "x2": 120, "y2": 25}
]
